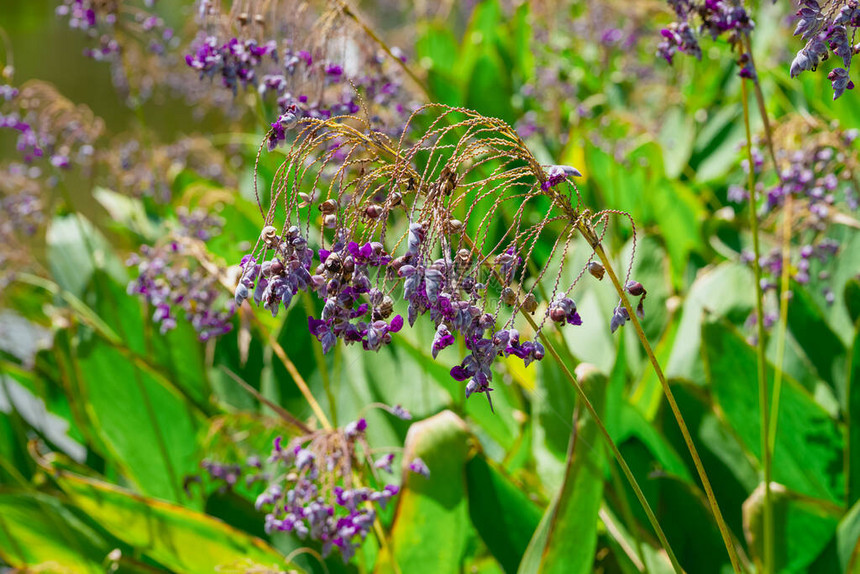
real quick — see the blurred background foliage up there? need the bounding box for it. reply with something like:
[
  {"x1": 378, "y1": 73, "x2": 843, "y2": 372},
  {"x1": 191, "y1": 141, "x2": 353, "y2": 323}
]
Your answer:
[{"x1": 1, "y1": 0, "x2": 859, "y2": 573}]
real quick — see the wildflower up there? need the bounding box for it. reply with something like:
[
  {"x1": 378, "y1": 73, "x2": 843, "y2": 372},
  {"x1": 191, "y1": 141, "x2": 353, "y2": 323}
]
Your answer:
[{"x1": 409, "y1": 457, "x2": 430, "y2": 478}]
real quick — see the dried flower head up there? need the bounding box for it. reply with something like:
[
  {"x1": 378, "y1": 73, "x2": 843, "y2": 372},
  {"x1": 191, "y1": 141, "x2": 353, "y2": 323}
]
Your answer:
[{"x1": 235, "y1": 104, "x2": 642, "y2": 406}]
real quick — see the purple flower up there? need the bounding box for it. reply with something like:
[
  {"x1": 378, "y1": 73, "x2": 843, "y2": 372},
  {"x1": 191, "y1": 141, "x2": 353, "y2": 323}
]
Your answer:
[{"x1": 409, "y1": 457, "x2": 430, "y2": 478}]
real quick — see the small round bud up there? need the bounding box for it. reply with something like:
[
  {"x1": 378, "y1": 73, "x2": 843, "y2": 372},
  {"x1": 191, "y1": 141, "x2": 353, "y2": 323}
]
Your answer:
[
  {"x1": 323, "y1": 214, "x2": 337, "y2": 228},
  {"x1": 319, "y1": 199, "x2": 339, "y2": 214},
  {"x1": 389, "y1": 192, "x2": 402, "y2": 206},
  {"x1": 501, "y1": 287, "x2": 517, "y2": 305},
  {"x1": 342, "y1": 255, "x2": 355, "y2": 275},
  {"x1": 325, "y1": 252, "x2": 342, "y2": 273},
  {"x1": 448, "y1": 219, "x2": 464, "y2": 233},
  {"x1": 550, "y1": 307, "x2": 568, "y2": 323},
  {"x1": 269, "y1": 259, "x2": 284, "y2": 276},
  {"x1": 626, "y1": 280, "x2": 646, "y2": 296},
  {"x1": 587, "y1": 261, "x2": 605, "y2": 280},
  {"x1": 456, "y1": 248, "x2": 471, "y2": 262},
  {"x1": 365, "y1": 204, "x2": 383, "y2": 219},
  {"x1": 522, "y1": 293, "x2": 538, "y2": 313}
]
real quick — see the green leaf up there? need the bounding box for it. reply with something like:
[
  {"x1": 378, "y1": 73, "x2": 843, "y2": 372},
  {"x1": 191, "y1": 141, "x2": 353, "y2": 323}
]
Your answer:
[
  {"x1": 0, "y1": 492, "x2": 107, "y2": 573},
  {"x1": 519, "y1": 364, "x2": 607, "y2": 574},
  {"x1": 786, "y1": 283, "x2": 847, "y2": 391},
  {"x1": 55, "y1": 472, "x2": 291, "y2": 573},
  {"x1": 848, "y1": 329, "x2": 860, "y2": 508},
  {"x1": 465, "y1": 454, "x2": 542, "y2": 573},
  {"x1": 667, "y1": 262, "x2": 755, "y2": 385},
  {"x1": 743, "y1": 483, "x2": 841, "y2": 573},
  {"x1": 71, "y1": 333, "x2": 203, "y2": 503},
  {"x1": 846, "y1": 279, "x2": 860, "y2": 326},
  {"x1": 702, "y1": 319, "x2": 844, "y2": 502},
  {"x1": 838, "y1": 499, "x2": 860, "y2": 573},
  {"x1": 377, "y1": 410, "x2": 474, "y2": 574}
]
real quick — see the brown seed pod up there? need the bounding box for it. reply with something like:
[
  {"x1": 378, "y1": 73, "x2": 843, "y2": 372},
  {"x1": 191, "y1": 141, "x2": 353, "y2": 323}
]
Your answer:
[
  {"x1": 325, "y1": 252, "x2": 342, "y2": 274},
  {"x1": 261, "y1": 225, "x2": 278, "y2": 247},
  {"x1": 522, "y1": 293, "x2": 538, "y2": 313},
  {"x1": 319, "y1": 199, "x2": 339, "y2": 214},
  {"x1": 456, "y1": 248, "x2": 471, "y2": 263},
  {"x1": 501, "y1": 287, "x2": 517, "y2": 306},
  {"x1": 389, "y1": 191, "x2": 402, "y2": 206},
  {"x1": 448, "y1": 219, "x2": 464, "y2": 233},
  {"x1": 365, "y1": 204, "x2": 383, "y2": 219},
  {"x1": 587, "y1": 261, "x2": 605, "y2": 280},
  {"x1": 323, "y1": 214, "x2": 337, "y2": 228}
]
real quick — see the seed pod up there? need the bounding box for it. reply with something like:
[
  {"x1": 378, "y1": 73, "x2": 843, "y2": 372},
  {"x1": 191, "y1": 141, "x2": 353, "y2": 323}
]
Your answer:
[
  {"x1": 325, "y1": 252, "x2": 342, "y2": 274},
  {"x1": 319, "y1": 199, "x2": 339, "y2": 214},
  {"x1": 269, "y1": 259, "x2": 285, "y2": 276},
  {"x1": 365, "y1": 204, "x2": 383, "y2": 219},
  {"x1": 378, "y1": 295, "x2": 394, "y2": 319},
  {"x1": 522, "y1": 293, "x2": 538, "y2": 313},
  {"x1": 237, "y1": 11, "x2": 249, "y2": 24},
  {"x1": 501, "y1": 287, "x2": 517, "y2": 306},
  {"x1": 587, "y1": 261, "x2": 605, "y2": 280},
  {"x1": 389, "y1": 191, "x2": 402, "y2": 206},
  {"x1": 261, "y1": 225, "x2": 278, "y2": 247},
  {"x1": 550, "y1": 306, "x2": 568, "y2": 323},
  {"x1": 342, "y1": 255, "x2": 355, "y2": 275},
  {"x1": 456, "y1": 248, "x2": 471, "y2": 263},
  {"x1": 298, "y1": 192, "x2": 312, "y2": 207},
  {"x1": 323, "y1": 214, "x2": 337, "y2": 228},
  {"x1": 254, "y1": 13, "x2": 264, "y2": 25},
  {"x1": 626, "y1": 280, "x2": 646, "y2": 296},
  {"x1": 448, "y1": 219, "x2": 464, "y2": 233},
  {"x1": 440, "y1": 166, "x2": 456, "y2": 195}
]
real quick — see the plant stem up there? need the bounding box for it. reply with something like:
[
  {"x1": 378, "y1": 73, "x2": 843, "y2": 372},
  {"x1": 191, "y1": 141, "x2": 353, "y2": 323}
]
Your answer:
[
  {"x1": 535, "y1": 324, "x2": 685, "y2": 574},
  {"x1": 743, "y1": 37, "x2": 790, "y2": 479},
  {"x1": 459, "y1": 235, "x2": 683, "y2": 572},
  {"x1": 741, "y1": 67, "x2": 773, "y2": 574},
  {"x1": 586, "y1": 235, "x2": 743, "y2": 573}
]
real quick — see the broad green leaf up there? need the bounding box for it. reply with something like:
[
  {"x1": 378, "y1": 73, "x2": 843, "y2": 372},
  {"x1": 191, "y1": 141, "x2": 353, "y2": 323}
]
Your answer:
[
  {"x1": 848, "y1": 329, "x2": 860, "y2": 507},
  {"x1": 377, "y1": 410, "x2": 475, "y2": 574},
  {"x1": 519, "y1": 364, "x2": 607, "y2": 574},
  {"x1": 846, "y1": 279, "x2": 860, "y2": 325},
  {"x1": 0, "y1": 492, "x2": 107, "y2": 573},
  {"x1": 743, "y1": 483, "x2": 841, "y2": 573},
  {"x1": 55, "y1": 472, "x2": 292, "y2": 573},
  {"x1": 667, "y1": 262, "x2": 755, "y2": 385},
  {"x1": 465, "y1": 454, "x2": 542, "y2": 573},
  {"x1": 46, "y1": 215, "x2": 126, "y2": 298},
  {"x1": 838, "y1": 499, "x2": 860, "y2": 573},
  {"x1": 703, "y1": 319, "x2": 843, "y2": 502},
  {"x1": 72, "y1": 333, "x2": 203, "y2": 503},
  {"x1": 786, "y1": 283, "x2": 847, "y2": 393}
]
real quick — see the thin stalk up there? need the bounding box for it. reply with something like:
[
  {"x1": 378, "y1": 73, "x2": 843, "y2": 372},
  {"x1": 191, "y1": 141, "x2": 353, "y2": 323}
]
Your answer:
[
  {"x1": 302, "y1": 292, "x2": 337, "y2": 427},
  {"x1": 260, "y1": 317, "x2": 333, "y2": 430},
  {"x1": 335, "y1": 0, "x2": 431, "y2": 100},
  {"x1": 535, "y1": 324, "x2": 685, "y2": 574},
  {"x1": 741, "y1": 70, "x2": 773, "y2": 574},
  {"x1": 458, "y1": 236, "x2": 683, "y2": 573},
  {"x1": 609, "y1": 458, "x2": 652, "y2": 574},
  {"x1": 744, "y1": 37, "x2": 790, "y2": 474},
  {"x1": 587, "y1": 236, "x2": 743, "y2": 574}
]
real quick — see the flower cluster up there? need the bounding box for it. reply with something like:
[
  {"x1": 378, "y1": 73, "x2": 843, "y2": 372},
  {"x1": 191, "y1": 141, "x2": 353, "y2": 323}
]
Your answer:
[
  {"x1": 0, "y1": 163, "x2": 46, "y2": 289},
  {"x1": 0, "y1": 81, "x2": 102, "y2": 170},
  {"x1": 236, "y1": 106, "x2": 646, "y2": 407},
  {"x1": 255, "y1": 419, "x2": 400, "y2": 562},
  {"x1": 732, "y1": 119, "x2": 858, "y2": 325},
  {"x1": 187, "y1": 0, "x2": 410, "y2": 139},
  {"x1": 56, "y1": 0, "x2": 175, "y2": 61},
  {"x1": 126, "y1": 209, "x2": 235, "y2": 340},
  {"x1": 790, "y1": 0, "x2": 860, "y2": 99},
  {"x1": 657, "y1": 0, "x2": 754, "y2": 68}
]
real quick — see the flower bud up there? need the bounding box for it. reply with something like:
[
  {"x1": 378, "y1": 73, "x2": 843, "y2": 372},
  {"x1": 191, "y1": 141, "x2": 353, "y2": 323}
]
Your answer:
[
  {"x1": 626, "y1": 280, "x2": 646, "y2": 296},
  {"x1": 587, "y1": 261, "x2": 605, "y2": 280},
  {"x1": 261, "y1": 225, "x2": 278, "y2": 247},
  {"x1": 522, "y1": 293, "x2": 538, "y2": 313}
]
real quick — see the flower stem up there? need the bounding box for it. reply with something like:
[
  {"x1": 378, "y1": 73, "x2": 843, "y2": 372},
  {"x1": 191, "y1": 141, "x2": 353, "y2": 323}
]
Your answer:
[
  {"x1": 586, "y1": 235, "x2": 743, "y2": 573},
  {"x1": 740, "y1": 65, "x2": 773, "y2": 574}
]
